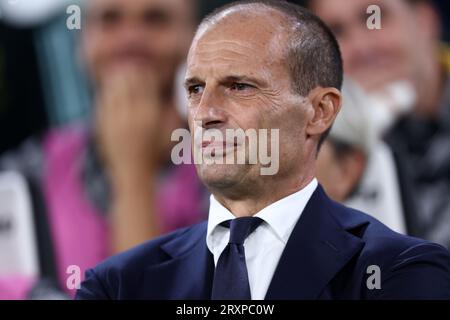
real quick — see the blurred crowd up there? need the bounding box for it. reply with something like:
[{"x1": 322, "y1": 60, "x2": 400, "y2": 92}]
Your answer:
[{"x1": 0, "y1": 0, "x2": 449, "y2": 299}]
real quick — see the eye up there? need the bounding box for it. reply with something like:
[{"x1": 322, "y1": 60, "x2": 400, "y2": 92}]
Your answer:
[
  {"x1": 230, "y1": 83, "x2": 253, "y2": 91},
  {"x1": 188, "y1": 85, "x2": 204, "y2": 96},
  {"x1": 142, "y1": 8, "x2": 171, "y2": 27},
  {"x1": 96, "y1": 8, "x2": 122, "y2": 27}
]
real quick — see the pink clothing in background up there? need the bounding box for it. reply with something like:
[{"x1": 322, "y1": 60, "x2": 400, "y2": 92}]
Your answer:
[
  {"x1": 39, "y1": 124, "x2": 204, "y2": 297},
  {"x1": 0, "y1": 276, "x2": 37, "y2": 300}
]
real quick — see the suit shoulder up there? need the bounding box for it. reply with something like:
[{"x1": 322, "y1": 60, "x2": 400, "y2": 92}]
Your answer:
[
  {"x1": 326, "y1": 201, "x2": 450, "y2": 298},
  {"x1": 92, "y1": 221, "x2": 207, "y2": 276},
  {"x1": 331, "y1": 200, "x2": 403, "y2": 237},
  {"x1": 76, "y1": 221, "x2": 208, "y2": 299},
  {"x1": 330, "y1": 201, "x2": 450, "y2": 274}
]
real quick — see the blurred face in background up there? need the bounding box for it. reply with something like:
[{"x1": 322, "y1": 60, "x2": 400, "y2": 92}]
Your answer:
[
  {"x1": 82, "y1": 0, "x2": 196, "y2": 93},
  {"x1": 311, "y1": 0, "x2": 440, "y2": 92},
  {"x1": 316, "y1": 140, "x2": 366, "y2": 202}
]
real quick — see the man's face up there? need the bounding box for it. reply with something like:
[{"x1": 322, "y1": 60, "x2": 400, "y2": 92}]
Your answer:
[
  {"x1": 185, "y1": 10, "x2": 309, "y2": 193},
  {"x1": 311, "y1": 0, "x2": 435, "y2": 91},
  {"x1": 83, "y1": 0, "x2": 194, "y2": 89}
]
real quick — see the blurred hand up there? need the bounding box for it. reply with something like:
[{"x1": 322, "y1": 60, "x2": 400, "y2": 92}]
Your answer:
[
  {"x1": 95, "y1": 65, "x2": 163, "y2": 181},
  {"x1": 95, "y1": 65, "x2": 169, "y2": 252}
]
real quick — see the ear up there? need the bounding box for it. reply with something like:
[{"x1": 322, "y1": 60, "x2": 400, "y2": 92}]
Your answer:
[{"x1": 305, "y1": 87, "x2": 342, "y2": 138}]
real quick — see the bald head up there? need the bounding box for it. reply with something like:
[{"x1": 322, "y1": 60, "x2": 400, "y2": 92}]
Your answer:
[
  {"x1": 188, "y1": 6, "x2": 290, "y2": 90},
  {"x1": 193, "y1": 0, "x2": 343, "y2": 96}
]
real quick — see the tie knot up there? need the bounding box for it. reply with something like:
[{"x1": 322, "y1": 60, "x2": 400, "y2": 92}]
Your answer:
[{"x1": 221, "y1": 217, "x2": 263, "y2": 245}]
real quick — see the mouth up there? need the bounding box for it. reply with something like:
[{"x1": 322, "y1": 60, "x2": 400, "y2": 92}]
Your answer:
[
  {"x1": 199, "y1": 141, "x2": 240, "y2": 155},
  {"x1": 105, "y1": 52, "x2": 154, "y2": 68}
]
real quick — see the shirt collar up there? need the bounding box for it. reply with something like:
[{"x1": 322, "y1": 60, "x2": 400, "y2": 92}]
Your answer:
[{"x1": 206, "y1": 178, "x2": 318, "y2": 251}]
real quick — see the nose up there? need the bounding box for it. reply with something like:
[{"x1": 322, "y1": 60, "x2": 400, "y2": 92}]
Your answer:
[
  {"x1": 193, "y1": 87, "x2": 228, "y2": 130},
  {"x1": 114, "y1": 21, "x2": 147, "y2": 46}
]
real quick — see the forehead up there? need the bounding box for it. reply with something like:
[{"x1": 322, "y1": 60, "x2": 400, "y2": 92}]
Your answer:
[{"x1": 187, "y1": 9, "x2": 289, "y2": 78}]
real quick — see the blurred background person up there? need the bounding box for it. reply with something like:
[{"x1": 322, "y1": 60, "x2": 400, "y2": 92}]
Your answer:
[
  {"x1": 309, "y1": 0, "x2": 450, "y2": 249},
  {"x1": 317, "y1": 79, "x2": 408, "y2": 234},
  {"x1": 0, "y1": 0, "x2": 208, "y2": 299}
]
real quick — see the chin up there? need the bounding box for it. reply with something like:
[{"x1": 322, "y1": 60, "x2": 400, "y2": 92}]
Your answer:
[{"x1": 196, "y1": 163, "x2": 248, "y2": 190}]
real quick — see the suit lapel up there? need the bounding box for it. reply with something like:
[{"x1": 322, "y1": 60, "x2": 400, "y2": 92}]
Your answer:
[
  {"x1": 265, "y1": 186, "x2": 365, "y2": 299},
  {"x1": 144, "y1": 223, "x2": 215, "y2": 299}
]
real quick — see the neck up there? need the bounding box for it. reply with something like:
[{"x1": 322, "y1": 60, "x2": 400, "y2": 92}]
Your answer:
[{"x1": 212, "y1": 169, "x2": 315, "y2": 218}]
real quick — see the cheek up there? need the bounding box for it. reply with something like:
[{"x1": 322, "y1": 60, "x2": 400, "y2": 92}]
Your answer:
[
  {"x1": 281, "y1": 105, "x2": 309, "y2": 136},
  {"x1": 187, "y1": 108, "x2": 197, "y2": 131},
  {"x1": 85, "y1": 29, "x2": 117, "y2": 56},
  {"x1": 270, "y1": 106, "x2": 308, "y2": 160},
  {"x1": 150, "y1": 26, "x2": 187, "y2": 58},
  {"x1": 375, "y1": 14, "x2": 418, "y2": 58},
  {"x1": 82, "y1": 35, "x2": 102, "y2": 65},
  {"x1": 151, "y1": 35, "x2": 178, "y2": 56},
  {"x1": 82, "y1": 34, "x2": 111, "y2": 78},
  {"x1": 248, "y1": 94, "x2": 292, "y2": 124},
  {"x1": 379, "y1": 32, "x2": 410, "y2": 58},
  {"x1": 224, "y1": 96, "x2": 272, "y2": 129}
]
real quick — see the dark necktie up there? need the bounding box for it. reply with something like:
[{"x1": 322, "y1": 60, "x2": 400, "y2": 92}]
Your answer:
[{"x1": 211, "y1": 217, "x2": 264, "y2": 300}]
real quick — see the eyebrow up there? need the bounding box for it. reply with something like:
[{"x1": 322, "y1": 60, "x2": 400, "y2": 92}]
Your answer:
[
  {"x1": 184, "y1": 75, "x2": 267, "y2": 89},
  {"x1": 224, "y1": 75, "x2": 266, "y2": 87},
  {"x1": 184, "y1": 77, "x2": 204, "y2": 89}
]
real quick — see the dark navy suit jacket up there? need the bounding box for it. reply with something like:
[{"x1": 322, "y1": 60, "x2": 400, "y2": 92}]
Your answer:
[{"x1": 76, "y1": 186, "x2": 450, "y2": 299}]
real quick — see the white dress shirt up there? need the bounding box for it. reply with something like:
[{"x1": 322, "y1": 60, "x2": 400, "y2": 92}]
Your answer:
[{"x1": 206, "y1": 178, "x2": 318, "y2": 300}]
